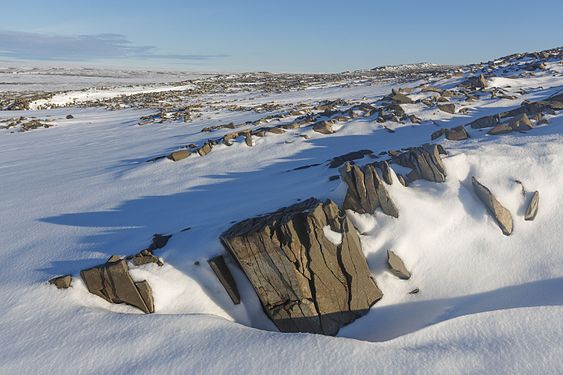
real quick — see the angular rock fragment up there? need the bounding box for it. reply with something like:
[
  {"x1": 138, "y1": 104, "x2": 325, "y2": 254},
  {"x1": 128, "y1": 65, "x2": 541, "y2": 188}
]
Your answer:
[
  {"x1": 508, "y1": 113, "x2": 532, "y2": 131},
  {"x1": 150, "y1": 234, "x2": 172, "y2": 250},
  {"x1": 379, "y1": 161, "x2": 393, "y2": 185},
  {"x1": 469, "y1": 114, "x2": 500, "y2": 129},
  {"x1": 49, "y1": 275, "x2": 72, "y2": 289},
  {"x1": 388, "y1": 92, "x2": 413, "y2": 104},
  {"x1": 220, "y1": 198, "x2": 382, "y2": 335},
  {"x1": 446, "y1": 126, "x2": 468, "y2": 140},
  {"x1": 130, "y1": 249, "x2": 163, "y2": 267},
  {"x1": 431, "y1": 128, "x2": 446, "y2": 140},
  {"x1": 488, "y1": 124, "x2": 513, "y2": 135},
  {"x1": 328, "y1": 150, "x2": 373, "y2": 168},
  {"x1": 208, "y1": 255, "x2": 241, "y2": 305},
  {"x1": 168, "y1": 150, "x2": 190, "y2": 162},
  {"x1": 197, "y1": 142, "x2": 213, "y2": 156},
  {"x1": 134, "y1": 281, "x2": 155, "y2": 313},
  {"x1": 387, "y1": 250, "x2": 411, "y2": 280},
  {"x1": 438, "y1": 103, "x2": 456, "y2": 114},
  {"x1": 243, "y1": 131, "x2": 253, "y2": 146},
  {"x1": 460, "y1": 74, "x2": 487, "y2": 90},
  {"x1": 80, "y1": 259, "x2": 155, "y2": 313},
  {"x1": 339, "y1": 162, "x2": 399, "y2": 217},
  {"x1": 524, "y1": 191, "x2": 539, "y2": 221},
  {"x1": 471, "y1": 177, "x2": 513, "y2": 235}
]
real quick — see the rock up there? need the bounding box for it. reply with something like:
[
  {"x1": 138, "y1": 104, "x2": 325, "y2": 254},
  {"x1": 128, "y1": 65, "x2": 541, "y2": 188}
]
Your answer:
[
  {"x1": 80, "y1": 259, "x2": 154, "y2": 313},
  {"x1": 244, "y1": 131, "x2": 253, "y2": 146},
  {"x1": 131, "y1": 249, "x2": 163, "y2": 267},
  {"x1": 460, "y1": 74, "x2": 487, "y2": 90},
  {"x1": 389, "y1": 92, "x2": 413, "y2": 104},
  {"x1": 408, "y1": 288, "x2": 420, "y2": 294},
  {"x1": 312, "y1": 120, "x2": 334, "y2": 134},
  {"x1": 208, "y1": 255, "x2": 241, "y2": 305},
  {"x1": 471, "y1": 177, "x2": 513, "y2": 236},
  {"x1": 398, "y1": 175, "x2": 407, "y2": 186},
  {"x1": 438, "y1": 103, "x2": 456, "y2": 114},
  {"x1": 150, "y1": 234, "x2": 171, "y2": 250},
  {"x1": 387, "y1": 250, "x2": 411, "y2": 280},
  {"x1": 197, "y1": 142, "x2": 213, "y2": 156},
  {"x1": 220, "y1": 198, "x2": 383, "y2": 335},
  {"x1": 446, "y1": 126, "x2": 468, "y2": 140},
  {"x1": 469, "y1": 114, "x2": 500, "y2": 129},
  {"x1": 409, "y1": 114, "x2": 422, "y2": 124},
  {"x1": 134, "y1": 281, "x2": 154, "y2": 313},
  {"x1": 267, "y1": 127, "x2": 285, "y2": 134},
  {"x1": 328, "y1": 150, "x2": 373, "y2": 168},
  {"x1": 65, "y1": 114, "x2": 74, "y2": 119},
  {"x1": 488, "y1": 124, "x2": 513, "y2": 135},
  {"x1": 339, "y1": 162, "x2": 399, "y2": 217},
  {"x1": 393, "y1": 144, "x2": 447, "y2": 183},
  {"x1": 49, "y1": 275, "x2": 72, "y2": 289},
  {"x1": 168, "y1": 150, "x2": 190, "y2": 162},
  {"x1": 508, "y1": 113, "x2": 532, "y2": 131},
  {"x1": 431, "y1": 128, "x2": 446, "y2": 140},
  {"x1": 524, "y1": 191, "x2": 539, "y2": 221},
  {"x1": 379, "y1": 161, "x2": 393, "y2": 185}
]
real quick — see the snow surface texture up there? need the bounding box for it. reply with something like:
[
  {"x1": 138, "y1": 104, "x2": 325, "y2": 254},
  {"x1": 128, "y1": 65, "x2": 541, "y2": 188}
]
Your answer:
[{"x1": 1, "y1": 55, "x2": 562, "y2": 374}]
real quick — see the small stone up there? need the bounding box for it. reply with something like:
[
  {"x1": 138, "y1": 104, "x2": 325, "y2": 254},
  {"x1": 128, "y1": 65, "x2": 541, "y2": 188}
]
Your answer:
[
  {"x1": 65, "y1": 114, "x2": 74, "y2": 119},
  {"x1": 408, "y1": 288, "x2": 420, "y2": 295},
  {"x1": 524, "y1": 191, "x2": 539, "y2": 221},
  {"x1": 445, "y1": 126, "x2": 468, "y2": 140},
  {"x1": 387, "y1": 250, "x2": 411, "y2": 280},
  {"x1": 431, "y1": 128, "x2": 446, "y2": 140},
  {"x1": 107, "y1": 255, "x2": 122, "y2": 263},
  {"x1": 312, "y1": 120, "x2": 334, "y2": 134},
  {"x1": 150, "y1": 234, "x2": 172, "y2": 250},
  {"x1": 488, "y1": 124, "x2": 513, "y2": 135},
  {"x1": 49, "y1": 275, "x2": 72, "y2": 289},
  {"x1": 197, "y1": 142, "x2": 213, "y2": 156},
  {"x1": 508, "y1": 113, "x2": 533, "y2": 131}
]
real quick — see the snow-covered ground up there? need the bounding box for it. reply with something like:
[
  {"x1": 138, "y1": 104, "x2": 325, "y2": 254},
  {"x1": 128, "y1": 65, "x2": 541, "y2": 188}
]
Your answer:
[{"x1": 0, "y1": 53, "x2": 562, "y2": 374}]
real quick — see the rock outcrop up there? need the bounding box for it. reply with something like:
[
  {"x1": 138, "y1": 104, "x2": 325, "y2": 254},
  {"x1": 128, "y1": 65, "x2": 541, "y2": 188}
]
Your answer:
[
  {"x1": 220, "y1": 198, "x2": 383, "y2": 335},
  {"x1": 339, "y1": 162, "x2": 399, "y2": 217},
  {"x1": 80, "y1": 259, "x2": 155, "y2": 313},
  {"x1": 471, "y1": 177, "x2": 513, "y2": 235},
  {"x1": 524, "y1": 191, "x2": 539, "y2": 221},
  {"x1": 387, "y1": 250, "x2": 411, "y2": 280}
]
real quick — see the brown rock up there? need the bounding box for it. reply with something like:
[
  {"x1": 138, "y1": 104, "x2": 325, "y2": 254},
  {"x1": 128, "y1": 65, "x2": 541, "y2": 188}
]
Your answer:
[
  {"x1": 471, "y1": 177, "x2": 513, "y2": 236},
  {"x1": 508, "y1": 113, "x2": 533, "y2": 131},
  {"x1": 446, "y1": 126, "x2": 468, "y2": 140},
  {"x1": 387, "y1": 250, "x2": 411, "y2": 280},
  {"x1": 312, "y1": 120, "x2": 334, "y2": 134},
  {"x1": 49, "y1": 275, "x2": 72, "y2": 289},
  {"x1": 488, "y1": 124, "x2": 513, "y2": 135},
  {"x1": 438, "y1": 103, "x2": 456, "y2": 114},
  {"x1": 220, "y1": 198, "x2": 382, "y2": 335},
  {"x1": 198, "y1": 142, "x2": 213, "y2": 156},
  {"x1": 168, "y1": 150, "x2": 190, "y2": 162}
]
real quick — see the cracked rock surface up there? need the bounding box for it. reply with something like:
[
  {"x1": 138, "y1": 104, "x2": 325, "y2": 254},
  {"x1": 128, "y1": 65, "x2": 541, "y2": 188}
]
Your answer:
[{"x1": 220, "y1": 198, "x2": 382, "y2": 335}]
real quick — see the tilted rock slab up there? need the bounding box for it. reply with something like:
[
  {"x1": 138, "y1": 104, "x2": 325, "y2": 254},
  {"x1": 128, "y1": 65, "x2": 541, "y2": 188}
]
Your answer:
[
  {"x1": 339, "y1": 162, "x2": 399, "y2": 217},
  {"x1": 393, "y1": 144, "x2": 447, "y2": 183},
  {"x1": 80, "y1": 259, "x2": 155, "y2": 313},
  {"x1": 525, "y1": 191, "x2": 539, "y2": 221},
  {"x1": 220, "y1": 198, "x2": 382, "y2": 335},
  {"x1": 387, "y1": 250, "x2": 411, "y2": 280},
  {"x1": 471, "y1": 177, "x2": 513, "y2": 236}
]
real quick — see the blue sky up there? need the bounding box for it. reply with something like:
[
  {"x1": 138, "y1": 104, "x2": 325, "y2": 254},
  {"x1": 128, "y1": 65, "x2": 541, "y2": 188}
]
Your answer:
[{"x1": 1, "y1": 0, "x2": 561, "y2": 72}]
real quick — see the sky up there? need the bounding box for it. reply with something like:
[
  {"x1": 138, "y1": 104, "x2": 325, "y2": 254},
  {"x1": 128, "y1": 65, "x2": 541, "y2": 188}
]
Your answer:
[{"x1": 0, "y1": 0, "x2": 562, "y2": 73}]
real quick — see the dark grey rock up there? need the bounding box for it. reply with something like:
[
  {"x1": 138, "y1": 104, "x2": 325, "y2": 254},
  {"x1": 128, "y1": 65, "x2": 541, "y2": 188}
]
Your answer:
[
  {"x1": 150, "y1": 234, "x2": 172, "y2": 250},
  {"x1": 208, "y1": 255, "x2": 241, "y2": 305},
  {"x1": 312, "y1": 120, "x2": 334, "y2": 134},
  {"x1": 220, "y1": 198, "x2": 383, "y2": 335},
  {"x1": 438, "y1": 103, "x2": 456, "y2": 114},
  {"x1": 328, "y1": 150, "x2": 373, "y2": 168},
  {"x1": 393, "y1": 145, "x2": 447, "y2": 183},
  {"x1": 446, "y1": 126, "x2": 468, "y2": 140}
]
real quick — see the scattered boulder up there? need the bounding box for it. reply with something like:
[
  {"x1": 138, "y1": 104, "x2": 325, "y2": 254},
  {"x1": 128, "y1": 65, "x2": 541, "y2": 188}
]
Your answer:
[
  {"x1": 197, "y1": 142, "x2": 213, "y2": 156},
  {"x1": 328, "y1": 150, "x2": 373, "y2": 168},
  {"x1": 446, "y1": 126, "x2": 468, "y2": 140},
  {"x1": 508, "y1": 113, "x2": 532, "y2": 131},
  {"x1": 168, "y1": 150, "x2": 190, "y2": 162},
  {"x1": 130, "y1": 249, "x2": 163, "y2": 267},
  {"x1": 471, "y1": 177, "x2": 513, "y2": 236},
  {"x1": 438, "y1": 103, "x2": 456, "y2": 114},
  {"x1": 469, "y1": 114, "x2": 500, "y2": 129},
  {"x1": 65, "y1": 114, "x2": 74, "y2": 119},
  {"x1": 488, "y1": 124, "x2": 513, "y2": 135},
  {"x1": 393, "y1": 144, "x2": 447, "y2": 183},
  {"x1": 388, "y1": 92, "x2": 413, "y2": 104},
  {"x1": 244, "y1": 131, "x2": 253, "y2": 146},
  {"x1": 208, "y1": 255, "x2": 241, "y2": 305},
  {"x1": 379, "y1": 161, "x2": 393, "y2": 185},
  {"x1": 460, "y1": 74, "x2": 487, "y2": 90},
  {"x1": 80, "y1": 259, "x2": 155, "y2": 313},
  {"x1": 339, "y1": 162, "x2": 399, "y2": 217},
  {"x1": 150, "y1": 234, "x2": 172, "y2": 250},
  {"x1": 220, "y1": 198, "x2": 383, "y2": 335},
  {"x1": 49, "y1": 275, "x2": 72, "y2": 289},
  {"x1": 524, "y1": 191, "x2": 539, "y2": 221},
  {"x1": 431, "y1": 128, "x2": 446, "y2": 140},
  {"x1": 387, "y1": 250, "x2": 411, "y2": 280},
  {"x1": 312, "y1": 120, "x2": 334, "y2": 134}
]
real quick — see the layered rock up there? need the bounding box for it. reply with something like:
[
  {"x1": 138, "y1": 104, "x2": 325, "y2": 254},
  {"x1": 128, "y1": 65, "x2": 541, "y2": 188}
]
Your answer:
[
  {"x1": 220, "y1": 198, "x2": 382, "y2": 335},
  {"x1": 208, "y1": 255, "x2": 241, "y2": 305},
  {"x1": 524, "y1": 191, "x2": 539, "y2": 221},
  {"x1": 49, "y1": 275, "x2": 72, "y2": 289},
  {"x1": 80, "y1": 259, "x2": 155, "y2": 313},
  {"x1": 387, "y1": 251, "x2": 411, "y2": 280},
  {"x1": 393, "y1": 144, "x2": 447, "y2": 183},
  {"x1": 471, "y1": 177, "x2": 513, "y2": 236},
  {"x1": 339, "y1": 162, "x2": 399, "y2": 217}
]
